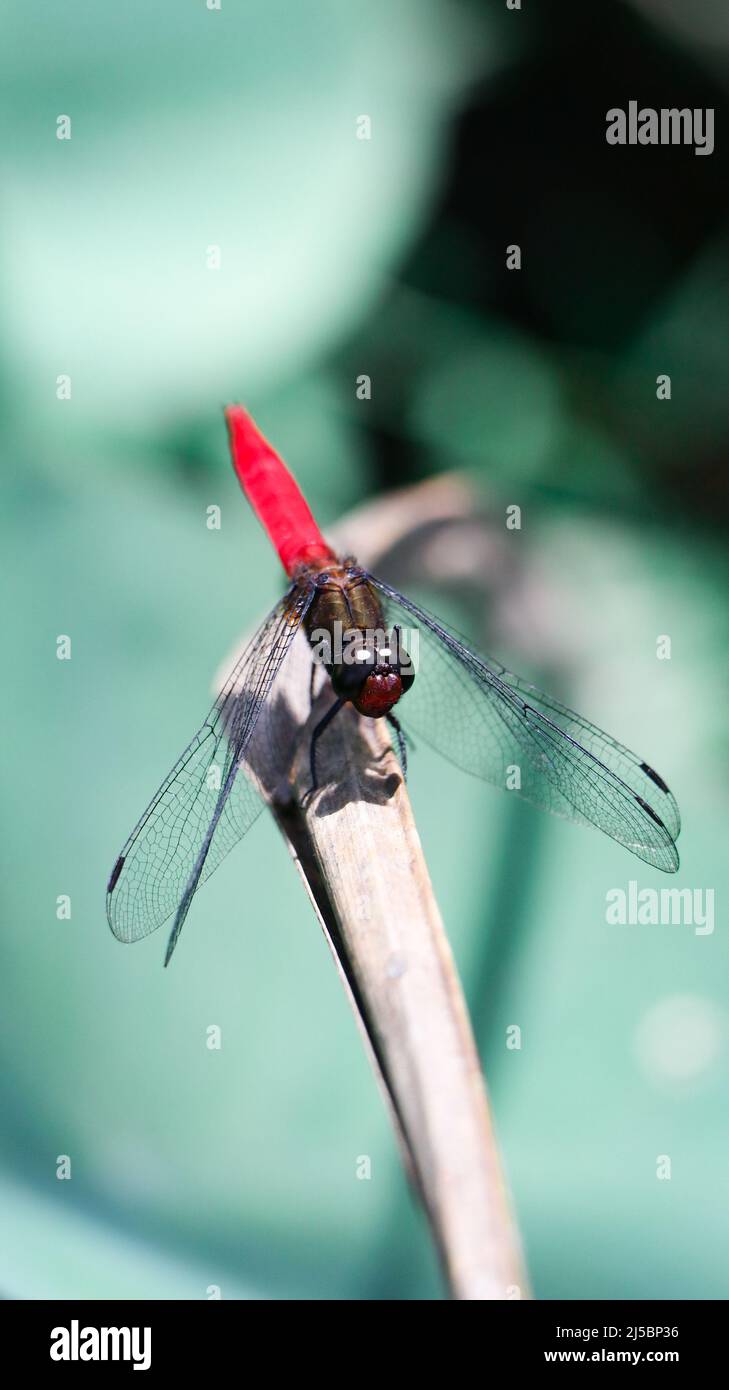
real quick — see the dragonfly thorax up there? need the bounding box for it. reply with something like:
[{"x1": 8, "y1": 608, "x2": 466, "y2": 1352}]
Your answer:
[{"x1": 305, "y1": 563, "x2": 415, "y2": 717}]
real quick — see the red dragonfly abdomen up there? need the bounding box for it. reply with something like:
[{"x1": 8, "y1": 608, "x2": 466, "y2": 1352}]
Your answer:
[{"x1": 225, "y1": 405, "x2": 336, "y2": 578}]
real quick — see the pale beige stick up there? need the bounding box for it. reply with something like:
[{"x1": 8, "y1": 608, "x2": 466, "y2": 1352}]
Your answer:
[
  {"x1": 295, "y1": 706, "x2": 526, "y2": 1300},
  {"x1": 227, "y1": 478, "x2": 529, "y2": 1300}
]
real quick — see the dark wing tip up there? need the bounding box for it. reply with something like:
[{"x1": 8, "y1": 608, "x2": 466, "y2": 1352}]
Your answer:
[
  {"x1": 106, "y1": 855, "x2": 127, "y2": 936},
  {"x1": 107, "y1": 855, "x2": 125, "y2": 894},
  {"x1": 640, "y1": 761, "x2": 671, "y2": 795},
  {"x1": 634, "y1": 795, "x2": 679, "y2": 873},
  {"x1": 635, "y1": 794, "x2": 665, "y2": 829},
  {"x1": 639, "y1": 762, "x2": 681, "y2": 840}
]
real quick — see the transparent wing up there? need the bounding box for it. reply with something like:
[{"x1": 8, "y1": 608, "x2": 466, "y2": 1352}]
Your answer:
[
  {"x1": 106, "y1": 586, "x2": 313, "y2": 959},
  {"x1": 371, "y1": 577, "x2": 680, "y2": 872}
]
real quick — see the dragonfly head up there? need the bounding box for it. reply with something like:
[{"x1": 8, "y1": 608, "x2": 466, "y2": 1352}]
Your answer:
[{"x1": 330, "y1": 632, "x2": 415, "y2": 717}]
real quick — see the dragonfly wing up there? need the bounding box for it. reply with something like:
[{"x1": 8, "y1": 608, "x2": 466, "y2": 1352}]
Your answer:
[
  {"x1": 372, "y1": 578, "x2": 680, "y2": 873},
  {"x1": 484, "y1": 662, "x2": 680, "y2": 841},
  {"x1": 106, "y1": 586, "x2": 313, "y2": 955}
]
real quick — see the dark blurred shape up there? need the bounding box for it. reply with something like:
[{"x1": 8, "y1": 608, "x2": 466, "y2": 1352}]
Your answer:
[{"x1": 335, "y1": 0, "x2": 729, "y2": 524}]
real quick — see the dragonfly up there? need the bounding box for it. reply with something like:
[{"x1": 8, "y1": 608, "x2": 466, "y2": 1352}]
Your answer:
[{"x1": 107, "y1": 406, "x2": 680, "y2": 965}]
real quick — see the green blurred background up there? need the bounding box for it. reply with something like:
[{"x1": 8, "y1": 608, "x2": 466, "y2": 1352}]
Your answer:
[{"x1": 2, "y1": 0, "x2": 728, "y2": 1299}]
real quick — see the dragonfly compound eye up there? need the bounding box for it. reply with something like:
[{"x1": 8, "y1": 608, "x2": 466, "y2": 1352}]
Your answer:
[
  {"x1": 352, "y1": 669, "x2": 403, "y2": 717},
  {"x1": 330, "y1": 658, "x2": 371, "y2": 698}
]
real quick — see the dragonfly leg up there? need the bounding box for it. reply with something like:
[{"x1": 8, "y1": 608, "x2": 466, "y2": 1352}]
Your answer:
[
  {"x1": 310, "y1": 696, "x2": 346, "y2": 792},
  {"x1": 386, "y1": 710, "x2": 408, "y2": 780}
]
